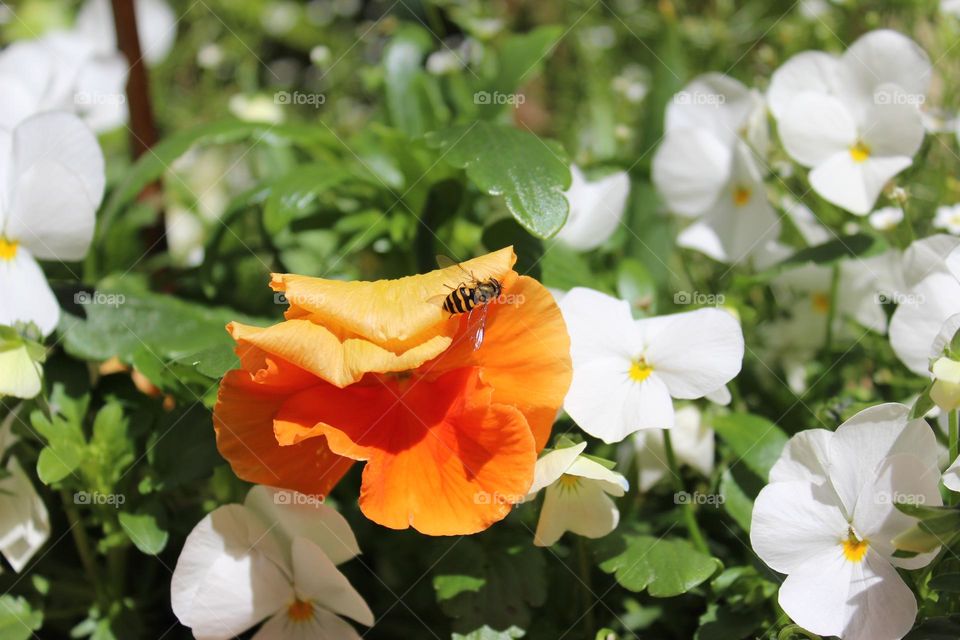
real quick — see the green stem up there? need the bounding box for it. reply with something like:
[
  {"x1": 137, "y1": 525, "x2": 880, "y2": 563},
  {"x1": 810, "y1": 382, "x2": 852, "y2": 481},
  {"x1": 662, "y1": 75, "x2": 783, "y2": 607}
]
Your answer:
[
  {"x1": 576, "y1": 538, "x2": 595, "y2": 636},
  {"x1": 663, "y1": 430, "x2": 709, "y2": 554},
  {"x1": 823, "y1": 264, "x2": 841, "y2": 354},
  {"x1": 60, "y1": 489, "x2": 101, "y2": 592},
  {"x1": 950, "y1": 411, "x2": 958, "y2": 506}
]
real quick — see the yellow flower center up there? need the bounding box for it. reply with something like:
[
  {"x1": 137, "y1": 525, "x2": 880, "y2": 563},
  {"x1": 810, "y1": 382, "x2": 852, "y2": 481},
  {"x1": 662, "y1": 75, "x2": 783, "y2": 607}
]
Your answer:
[
  {"x1": 849, "y1": 141, "x2": 871, "y2": 164},
  {"x1": 287, "y1": 599, "x2": 314, "y2": 622},
  {"x1": 842, "y1": 529, "x2": 869, "y2": 563},
  {"x1": 557, "y1": 474, "x2": 581, "y2": 492},
  {"x1": 732, "y1": 186, "x2": 752, "y2": 206},
  {"x1": 629, "y1": 359, "x2": 653, "y2": 382},
  {"x1": 811, "y1": 292, "x2": 830, "y2": 314},
  {"x1": 0, "y1": 237, "x2": 18, "y2": 261}
]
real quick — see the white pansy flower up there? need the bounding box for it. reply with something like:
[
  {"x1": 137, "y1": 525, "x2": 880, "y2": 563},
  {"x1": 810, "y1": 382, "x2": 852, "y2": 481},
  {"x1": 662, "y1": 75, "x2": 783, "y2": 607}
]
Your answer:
[
  {"x1": 889, "y1": 237, "x2": 960, "y2": 375},
  {"x1": 0, "y1": 113, "x2": 106, "y2": 336},
  {"x1": 171, "y1": 485, "x2": 373, "y2": 640},
  {"x1": 869, "y1": 206, "x2": 904, "y2": 231},
  {"x1": 769, "y1": 30, "x2": 930, "y2": 215},
  {"x1": 620, "y1": 405, "x2": 713, "y2": 492},
  {"x1": 653, "y1": 74, "x2": 778, "y2": 264},
  {"x1": 751, "y1": 404, "x2": 941, "y2": 640},
  {"x1": 0, "y1": 33, "x2": 128, "y2": 132},
  {"x1": 934, "y1": 204, "x2": 960, "y2": 235},
  {"x1": 0, "y1": 413, "x2": 50, "y2": 572},
  {"x1": 556, "y1": 165, "x2": 630, "y2": 251},
  {"x1": 560, "y1": 287, "x2": 744, "y2": 443},
  {"x1": 75, "y1": 0, "x2": 177, "y2": 66},
  {"x1": 526, "y1": 442, "x2": 628, "y2": 547}
]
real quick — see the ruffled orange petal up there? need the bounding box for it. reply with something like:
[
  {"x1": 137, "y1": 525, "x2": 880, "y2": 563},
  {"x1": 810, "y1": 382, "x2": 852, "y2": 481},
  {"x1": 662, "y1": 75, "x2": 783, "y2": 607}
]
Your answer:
[
  {"x1": 270, "y1": 247, "x2": 516, "y2": 352},
  {"x1": 273, "y1": 368, "x2": 537, "y2": 535},
  {"x1": 423, "y1": 275, "x2": 572, "y2": 450},
  {"x1": 229, "y1": 320, "x2": 452, "y2": 388},
  {"x1": 213, "y1": 369, "x2": 354, "y2": 497}
]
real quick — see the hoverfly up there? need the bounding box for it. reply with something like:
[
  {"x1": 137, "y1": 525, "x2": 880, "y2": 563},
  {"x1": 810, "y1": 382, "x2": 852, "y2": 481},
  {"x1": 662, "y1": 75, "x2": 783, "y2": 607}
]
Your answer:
[{"x1": 428, "y1": 255, "x2": 502, "y2": 350}]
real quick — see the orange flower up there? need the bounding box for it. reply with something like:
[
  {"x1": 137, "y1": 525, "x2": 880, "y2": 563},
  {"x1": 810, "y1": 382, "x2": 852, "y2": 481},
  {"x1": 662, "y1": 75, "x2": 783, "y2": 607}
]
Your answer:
[{"x1": 213, "y1": 247, "x2": 571, "y2": 535}]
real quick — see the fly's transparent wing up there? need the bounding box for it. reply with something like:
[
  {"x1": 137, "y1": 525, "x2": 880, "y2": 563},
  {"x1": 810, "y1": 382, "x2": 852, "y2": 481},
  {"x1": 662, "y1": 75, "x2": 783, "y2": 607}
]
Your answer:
[
  {"x1": 471, "y1": 303, "x2": 490, "y2": 350},
  {"x1": 426, "y1": 293, "x2": 449, "y2": 307},
  {"x1": 435, "y1": 254, "x2": 458, "y2": 269}
]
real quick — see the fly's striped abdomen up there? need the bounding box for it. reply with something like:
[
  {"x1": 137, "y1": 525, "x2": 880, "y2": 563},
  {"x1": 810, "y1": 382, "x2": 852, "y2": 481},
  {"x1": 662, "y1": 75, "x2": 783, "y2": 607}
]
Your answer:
[{"x1": 442, "y1": 286, "x2": 477, "y2": 315}]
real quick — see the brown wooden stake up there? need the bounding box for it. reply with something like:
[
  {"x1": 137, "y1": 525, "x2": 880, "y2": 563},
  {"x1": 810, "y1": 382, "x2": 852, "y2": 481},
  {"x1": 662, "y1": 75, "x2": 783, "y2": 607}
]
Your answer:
[
  {"x1": 110, "y1": 0, "x2": 158, "y2": 158},
  {"x1": 109, "y1": 0, "x2": 167, "y2": 256}
]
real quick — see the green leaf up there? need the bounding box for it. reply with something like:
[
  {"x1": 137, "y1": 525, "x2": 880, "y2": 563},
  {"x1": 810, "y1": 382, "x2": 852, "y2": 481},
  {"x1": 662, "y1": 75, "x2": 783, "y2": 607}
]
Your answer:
[
  {"x1": 719, "y1": 469, "x2": 754, "y2": 533},
  {"x1": 594, "y1": 532, "x2": 721, "y2": 597},
  {"x1": 263, "y1": 164, "x2": 353, "y2": 234},
  {"x1": 37, "y1": 445, "x2": 82, "y2": 485},
  {"x1": 86, "y1": 402, "x2": 134, "y2": 488},
  {"x1": 118, "y1": 508, "x2": 169, "y2": 556},
  {"x1": 433, "y1": 575, "x2": 487, "y2": 601},
  {"x1": 427, "y1": 122, "x2": 571, "y2": 238},
  {"x1": 775, "y1": 234, "x2": 886, "y2": 269},
  {"x1": 146, "y1": 403, "x2": 220, "y2": 492},
  {"x1": 893, "y1": 503, "x2": 960, "y2": 553},
  {"x1": 173, "y1": 344, "x2": 240, "y2": 380},
  {"x1": 490, "y1": 26, "x2": 563, "y2": 96},
  {"x1": 481, "y1": 217, "x2": 543, "y2": 279},
  {"x1": 62, "y1": 288, "x2": 264, "y2": 365},
  {"x1": 434, "y1": 540, "x2": 546, "y2": 633},
  {"x1": 384, "y1": 26, "x2": 440, "y2": 137},
  {"x1": 617, "y1": 258, "x2": 657, "y2": 317},
  {"x1": 905, "y1": 616, "x2": 960, "y2": 639},
  {"x1": 0, "y1": 595, "x2": 42, "y2": 640},
  {"x1": 930, "y1": 573, "x2": 960, "y2": 592},
  {"x1": 100, "y1": 120, "x2": 333, "y2": 229},
  {"x1": 452, "y1": 627, "x2": 525, "y2": 640},
  {"x1": 712, "y1": 413, "x2": 789, "y2": 480}
]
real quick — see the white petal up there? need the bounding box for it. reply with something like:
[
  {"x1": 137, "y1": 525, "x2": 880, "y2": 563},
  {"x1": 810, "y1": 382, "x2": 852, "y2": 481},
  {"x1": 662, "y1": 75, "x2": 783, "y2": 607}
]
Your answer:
[
  {"x1": 0, "y1": 250, "x2": 61, "y2": 337},
  {"x1": 560, "y1": 287, "x2": 643, "y2": 361},
  {"x1": 665, "y1": 73, "x2": 759, "y2": 147},
  {"x1": 852, "y1": 453, "x2": 942, "y2": 568},
  {"x1": 8, "y1": 160, "x2": 96, "y2": 261},
  {"x1": 0, "y1": 458, "x2": 50, "y2": 573},
  {"x1": 901, "y1": 235, "x2": 960, "y2": 288},
  {"x1": 9, "y1": 112, "x2": 105, "y2": 212},
  {"x1": 931, "y1": 313, "x2": 960, "y2": 360},
  {"x1": 556, "y1": 166, "x2": 630, "y2": 251},
  {"x1": 767, "y1": 51, "x2": 842, "y2": 120},
  {"x1": 244, "y1": 486, "x2": 360, "y2": 567},
  {"x1": 252, "y1": 608, "x2": 363, "y2": 640},
  {"x1": 170, "y1": 505, "x2": 293, "y2": 640},
  {"x1": 809, "y1": 152, "x2": 910, "y2": 216},
  {"x1": 527, "y1": 442, "x2": 587, "y2": 497},
  {"x1": 564, "y1": 356, "x2": 665, "y2": 442},
  {"x1": 644, "y1": 308, "x2": 745, "y2": 399},
  {"x1": 0, "y1": 73, "x2": 43, "y2": 131},
  {"x1": 705, "y1": 385, "x2": 731, "y2": 406},
  {"x1": 534, "y1": 480, "x2": 620, "y2": 546},
  {"x1": 670, "y1": 405, "x2": 714, "y2": 477},
  {"x1": 838, "y1": 30, "x2": 931, "y2": 115},
  {"x1": 779, "y1": 92, "x2": 857, "y2": 167},
  {"x1": 0, "y1": 343, "x2": 43, "y2": 399},
  {"x1": 652, "y1": 128, "x2": 731, "y2": 217},
  {"x1": 628, "y1": 430, "x2": 670, "y2": 492},
  {"x1": 750, "y1": 480, "x2": 848, "y2": 574},
  {"x1": 74, "y1": 53, "x2": 129, "y2": 132},
  {"x1": 944, "y1": 454, "x2": 960, "y2": 493},
  {"x1": 677, "y1": 222, "x2": 727, "y2": 263},
  {"x1": 860, "y1": 99, "x2": 925, "y2": 159},
  {"x1": 890, "y1": 273, "x2": 960, "y2": 375},
  {"x1": 290, "y1": 537, "x2": 373, "y2": 626},
  {"x1": 778, "y1": 546, "x2": 918, "y2": 640},
  {"x1": 564, "y1": 456, "x2": 629, "y2": 496},
  {"x1": 769, "y1": 428, "x2": 833, "y2": 485},
  {"x1": 828, "y1": 403, "x2": 938, "y2": 517}
]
